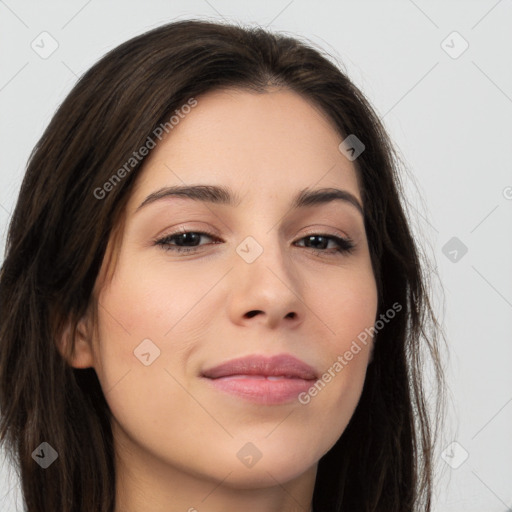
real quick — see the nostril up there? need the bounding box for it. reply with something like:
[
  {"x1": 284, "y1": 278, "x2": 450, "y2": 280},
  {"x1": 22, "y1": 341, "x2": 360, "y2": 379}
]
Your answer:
[{"x1": 245, "y1": 310, "x2": 262, "y2": 319}]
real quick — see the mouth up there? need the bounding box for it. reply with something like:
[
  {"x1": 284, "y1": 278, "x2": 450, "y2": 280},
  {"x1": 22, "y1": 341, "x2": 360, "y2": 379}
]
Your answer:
[{"x1": 201, "y1": 354, "x2": 317, "y2": 405}]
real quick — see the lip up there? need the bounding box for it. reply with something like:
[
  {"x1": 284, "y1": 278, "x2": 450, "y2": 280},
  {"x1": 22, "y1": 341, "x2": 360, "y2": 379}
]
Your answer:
[{"x1": 201, "y1": 354, "x2": 317, "y2": 405}]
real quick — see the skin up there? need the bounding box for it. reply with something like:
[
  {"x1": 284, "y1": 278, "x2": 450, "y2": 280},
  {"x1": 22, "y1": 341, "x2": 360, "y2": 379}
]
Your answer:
[{"x1": 66, "y1": 88, "x2": 378, "y2": 512}]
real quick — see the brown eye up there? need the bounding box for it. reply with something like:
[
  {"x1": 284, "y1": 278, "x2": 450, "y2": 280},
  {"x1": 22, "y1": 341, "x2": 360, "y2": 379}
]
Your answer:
[
  {"x1": 155, "y1": 230, "x2": 220, "y2": 253},
  {"x1": 295, "y1": 234, "x2": 355, "y2": 255}
]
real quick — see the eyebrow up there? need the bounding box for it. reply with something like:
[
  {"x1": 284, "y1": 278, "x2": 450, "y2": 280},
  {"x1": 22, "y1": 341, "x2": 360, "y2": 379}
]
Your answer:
[{"x1": 135, "y1": 184, "x2": 364, "y2": 217}]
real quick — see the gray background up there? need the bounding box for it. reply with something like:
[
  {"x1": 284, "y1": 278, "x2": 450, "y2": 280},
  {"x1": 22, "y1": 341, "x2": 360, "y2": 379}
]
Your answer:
[{"x1": 0, "y1": 1, "x2": 511, "y2": 510}]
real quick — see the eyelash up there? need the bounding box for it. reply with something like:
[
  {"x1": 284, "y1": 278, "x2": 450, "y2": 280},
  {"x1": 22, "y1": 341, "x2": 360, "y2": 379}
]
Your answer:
[{"x1": 154, "y1": 228, "x2": 355, "y2": 257}]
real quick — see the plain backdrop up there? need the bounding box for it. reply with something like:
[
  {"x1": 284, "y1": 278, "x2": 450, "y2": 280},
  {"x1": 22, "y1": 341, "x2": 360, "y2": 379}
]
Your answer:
[{"x1": 0, "y1": 1, "x2": 511, "y2": 511}]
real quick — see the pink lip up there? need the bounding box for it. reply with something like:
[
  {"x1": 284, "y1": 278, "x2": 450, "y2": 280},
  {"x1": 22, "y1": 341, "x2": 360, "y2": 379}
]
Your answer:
[{"x1": 201, "y1": 354, "x2": 317, "y2": 405}]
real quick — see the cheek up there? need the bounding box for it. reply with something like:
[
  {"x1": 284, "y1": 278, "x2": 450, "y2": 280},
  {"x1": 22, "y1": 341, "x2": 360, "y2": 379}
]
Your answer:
[
  {"x1": 94, "y1": 262, "x2": 216, "y2": 362},
  {"x1": 301, "y1": 266, "x2": 377, "y2": 432},
  {"x1": 315, "y1": 263, "x2": 378, "y2": 349},
  {"x1": 91, "y1": 272, "x2": 201, "y2": 452},
  {"x1": 90, "y1": 259, "x2": 223, "y2": 420}
]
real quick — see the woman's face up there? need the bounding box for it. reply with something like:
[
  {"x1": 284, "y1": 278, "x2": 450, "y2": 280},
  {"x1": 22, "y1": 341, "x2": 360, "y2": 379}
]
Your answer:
[{"x1": 77, "y1": 88, "x2": 378, "y2": 490}]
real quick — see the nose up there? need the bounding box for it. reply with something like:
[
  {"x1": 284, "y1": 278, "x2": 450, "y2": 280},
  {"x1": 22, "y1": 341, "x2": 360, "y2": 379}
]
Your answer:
[{"x1": 227, "y1": 235, "x2": 306, "y2": 330}]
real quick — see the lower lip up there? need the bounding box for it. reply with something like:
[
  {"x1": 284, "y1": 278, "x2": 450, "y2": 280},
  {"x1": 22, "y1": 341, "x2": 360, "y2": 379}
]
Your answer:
[{"x1": 203, "y1": 376, "x2": 315, "y2": 405}]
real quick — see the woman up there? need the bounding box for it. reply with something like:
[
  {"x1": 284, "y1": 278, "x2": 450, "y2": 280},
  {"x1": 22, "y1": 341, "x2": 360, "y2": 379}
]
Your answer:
[{"x1": 0, "y1": 19, "x2": 444, "y2": 512}]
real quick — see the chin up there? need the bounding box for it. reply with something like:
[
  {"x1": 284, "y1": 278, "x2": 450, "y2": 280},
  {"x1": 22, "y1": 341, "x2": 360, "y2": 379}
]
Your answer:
[
  {"x1": 222, "y1": 437, "x2": 324, "y2": 488},
  {"x1": 219, "y1": 458, "x2": 317, "y2": 489}
]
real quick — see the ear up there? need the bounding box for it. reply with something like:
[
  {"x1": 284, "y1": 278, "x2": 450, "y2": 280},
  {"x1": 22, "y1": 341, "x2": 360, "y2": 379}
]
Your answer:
[{"x1": 58, "y1": 314, "x2": 95, "y2": 369}]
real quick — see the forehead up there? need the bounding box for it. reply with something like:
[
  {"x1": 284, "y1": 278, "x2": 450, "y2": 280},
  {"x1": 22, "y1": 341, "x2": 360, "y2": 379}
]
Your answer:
[{"x1": 129, "y1": 87, "x2": 362, "y2": 210}]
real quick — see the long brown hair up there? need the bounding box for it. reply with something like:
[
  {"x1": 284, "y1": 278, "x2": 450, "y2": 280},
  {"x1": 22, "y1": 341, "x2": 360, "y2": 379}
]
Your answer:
[{"x1": 0, "y1": 19, "x2": 444, "y2": 512}]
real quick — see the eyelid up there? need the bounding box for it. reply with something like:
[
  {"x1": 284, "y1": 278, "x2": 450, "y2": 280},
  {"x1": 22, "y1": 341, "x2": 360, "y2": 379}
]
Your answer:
[
  {"x1": 152, "y1": 223, "x2": 219, "y2": 241},
  {"x1": 299, "y1": 225, "x2": 351, "y2": 240}
]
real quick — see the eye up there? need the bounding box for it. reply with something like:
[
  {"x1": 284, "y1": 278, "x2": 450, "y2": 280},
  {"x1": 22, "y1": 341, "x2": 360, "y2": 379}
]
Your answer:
[
  {"x1": 154, "y1": 229, "x2": 220, "y2": 254},
  {"x1": 294, "y1": 233, "x2": 355, "y2": 256},
  {"x1": 154, "y1": 229, "x2": 355, "y2": 256}
]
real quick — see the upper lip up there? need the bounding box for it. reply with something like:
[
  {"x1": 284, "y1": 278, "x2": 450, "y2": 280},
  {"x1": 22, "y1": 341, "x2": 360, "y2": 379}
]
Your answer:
[{"x1": 201, "y1": 354, "x2": 317, "y2": 380}]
